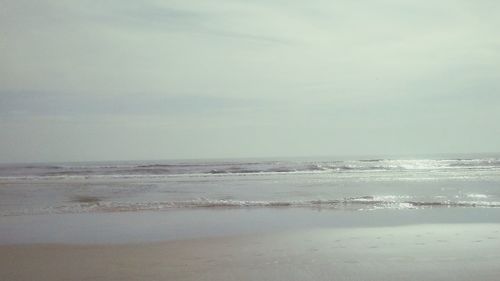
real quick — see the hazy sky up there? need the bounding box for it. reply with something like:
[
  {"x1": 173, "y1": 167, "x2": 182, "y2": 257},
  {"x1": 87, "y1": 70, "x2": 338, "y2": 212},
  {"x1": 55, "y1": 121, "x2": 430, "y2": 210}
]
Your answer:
[{"x1": 1, "y1": 0, "x2": 499, "y2": 162}]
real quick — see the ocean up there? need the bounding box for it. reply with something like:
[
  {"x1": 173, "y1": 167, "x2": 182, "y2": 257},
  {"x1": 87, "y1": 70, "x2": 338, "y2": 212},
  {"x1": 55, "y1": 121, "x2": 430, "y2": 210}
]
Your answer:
[{"x1": 1, "y1": 155, "x2": 499, "y2": 217}]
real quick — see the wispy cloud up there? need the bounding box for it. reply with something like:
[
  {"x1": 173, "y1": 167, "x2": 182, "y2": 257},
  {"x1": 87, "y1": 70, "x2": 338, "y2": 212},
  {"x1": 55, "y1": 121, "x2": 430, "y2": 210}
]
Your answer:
[
  {"x1": 1, "y1": 0, "x2": 500, "y2": 161},
  {"x1": 0, "y1": 91, "x2": 268, "y2": 118}
]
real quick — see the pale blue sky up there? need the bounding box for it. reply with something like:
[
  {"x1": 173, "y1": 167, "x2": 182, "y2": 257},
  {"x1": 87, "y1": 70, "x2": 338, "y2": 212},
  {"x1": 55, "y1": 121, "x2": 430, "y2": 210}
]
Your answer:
[{"x1": 1, "y1": 0, "x2": 499, "y2": 162}]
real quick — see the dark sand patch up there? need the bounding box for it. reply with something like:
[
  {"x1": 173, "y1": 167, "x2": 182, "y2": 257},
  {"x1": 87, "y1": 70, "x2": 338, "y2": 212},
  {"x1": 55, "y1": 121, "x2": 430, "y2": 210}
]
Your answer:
[{"x1": 71, "y1": 195, "x2": 103, "y2": 204}]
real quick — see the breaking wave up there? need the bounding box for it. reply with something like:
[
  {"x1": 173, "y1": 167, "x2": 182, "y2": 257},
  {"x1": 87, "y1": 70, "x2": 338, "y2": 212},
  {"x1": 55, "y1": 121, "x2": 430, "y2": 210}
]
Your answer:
[
  {"x1": 4, "y1": 196, "x2": 500, "y2": 216},
  {"x1": 1, "y1": 158, "x2": 499, "y2": 179}
]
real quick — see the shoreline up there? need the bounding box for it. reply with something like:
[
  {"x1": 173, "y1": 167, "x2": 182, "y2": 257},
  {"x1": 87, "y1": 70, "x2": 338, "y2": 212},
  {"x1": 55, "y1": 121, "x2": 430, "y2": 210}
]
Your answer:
[
  {"x1": 2, "y1": 207, "x2": 500, "y2": 244},
  {"x1": 2, "y1": 222, "x2": 500, "y2": 281},
  {"x1": 2, "y1": 208, "x2": 500, "y2": 280}
]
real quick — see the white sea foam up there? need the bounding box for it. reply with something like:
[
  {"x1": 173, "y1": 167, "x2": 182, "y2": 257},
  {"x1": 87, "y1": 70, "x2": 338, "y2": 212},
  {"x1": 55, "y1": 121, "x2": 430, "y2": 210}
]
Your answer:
[
  {"x1": 466, "y1": 193, "x2": 489, "y2": 199},
  {"x1": 2, "y1": 197, "x2": 500, "y2": 217}
]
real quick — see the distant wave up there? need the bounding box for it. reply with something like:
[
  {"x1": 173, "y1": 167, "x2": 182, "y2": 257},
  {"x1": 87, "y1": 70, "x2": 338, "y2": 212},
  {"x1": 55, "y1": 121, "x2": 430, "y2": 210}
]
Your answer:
[
  {"x1": 448, "y1": 159, "x2": 500, "y2": 167},
  {"x1": 1, "y1": 158, "x2": 499, "y2": 178}
]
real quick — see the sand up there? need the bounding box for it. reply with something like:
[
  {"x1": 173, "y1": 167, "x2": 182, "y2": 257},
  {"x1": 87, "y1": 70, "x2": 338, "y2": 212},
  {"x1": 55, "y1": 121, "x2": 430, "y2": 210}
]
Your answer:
[{"x1": 2, "y1": 223, "x2": 500, "y2": 281}]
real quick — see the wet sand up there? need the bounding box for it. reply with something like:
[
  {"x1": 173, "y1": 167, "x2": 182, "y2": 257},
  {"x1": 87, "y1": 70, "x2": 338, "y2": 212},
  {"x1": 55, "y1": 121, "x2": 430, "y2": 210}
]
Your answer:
[{"x1": 1, "y1": 210, "x2": 500, "y2": 281}]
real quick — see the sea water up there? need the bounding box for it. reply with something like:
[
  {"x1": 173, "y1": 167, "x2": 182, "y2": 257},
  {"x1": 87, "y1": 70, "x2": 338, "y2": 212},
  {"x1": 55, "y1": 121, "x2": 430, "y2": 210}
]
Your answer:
[{"x1": 1, "y1": 155, "x2": 499, "y2": 216}]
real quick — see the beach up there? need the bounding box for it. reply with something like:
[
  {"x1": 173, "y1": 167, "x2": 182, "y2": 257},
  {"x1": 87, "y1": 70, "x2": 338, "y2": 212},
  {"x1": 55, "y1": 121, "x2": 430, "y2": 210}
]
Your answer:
[
  {"x1": 3, "y1": 0, "x2": 500, "y2": 279},
  {"x1": 2, "y1": 208, "x2": 500, "y2": 281},
  {"x1": 1, "y1": 158, "x2": 500, "y2": 280}
]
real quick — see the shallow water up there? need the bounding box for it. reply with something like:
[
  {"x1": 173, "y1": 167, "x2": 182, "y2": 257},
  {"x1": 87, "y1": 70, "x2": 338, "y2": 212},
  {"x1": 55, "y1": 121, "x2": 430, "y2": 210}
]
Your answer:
[{"x1": 1, "y1": 208, "x2": 500, "y2": 244}]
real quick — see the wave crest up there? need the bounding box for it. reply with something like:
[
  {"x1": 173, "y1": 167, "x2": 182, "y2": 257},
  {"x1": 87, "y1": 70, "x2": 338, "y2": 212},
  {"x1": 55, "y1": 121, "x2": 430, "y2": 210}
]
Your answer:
[
  {"x1": 1, "y1": 158, "x2": 499, "y2": 178},
  {"x1": 4, "y1": 197, "x2": 499, "y2": 217}
]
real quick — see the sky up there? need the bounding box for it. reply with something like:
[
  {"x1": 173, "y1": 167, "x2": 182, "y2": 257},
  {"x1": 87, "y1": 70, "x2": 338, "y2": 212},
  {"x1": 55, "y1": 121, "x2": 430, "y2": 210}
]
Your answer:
[{"x1": 1, "y1": 0, "x2": 499, "y2": 162}]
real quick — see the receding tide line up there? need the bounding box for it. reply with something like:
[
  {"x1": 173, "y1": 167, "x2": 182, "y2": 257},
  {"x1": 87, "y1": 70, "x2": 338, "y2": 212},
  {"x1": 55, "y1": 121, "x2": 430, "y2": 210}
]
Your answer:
[{"x1": 3, "y1": 198, "x2": 499, "y2": 216}]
